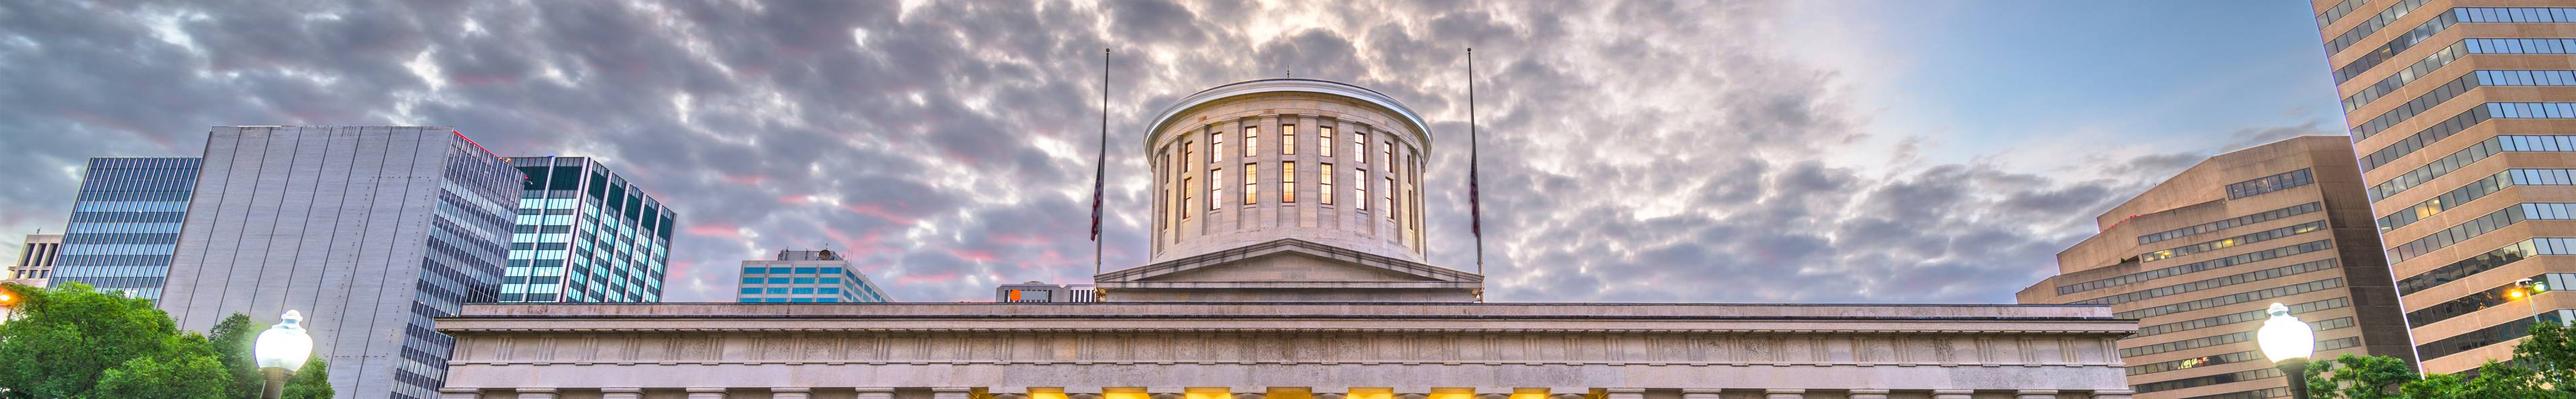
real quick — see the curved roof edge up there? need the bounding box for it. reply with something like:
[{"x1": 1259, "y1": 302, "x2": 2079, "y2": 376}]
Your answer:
[{"x1": 1142, "y1": 78, "x2": 1434, "y2": 153}]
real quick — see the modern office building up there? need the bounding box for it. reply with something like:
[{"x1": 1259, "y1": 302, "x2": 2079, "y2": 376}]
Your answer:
[
  {"x1": 2314, "y1": 1, "x2": 2576, "y2": 374},
  {"x1": 158, "y1": 126, "x2": 518, "y2": 399},
  {"x1": 52, "y1": 157, "x2": 199, "y2": 299},
  {"x1": 995, "y1": 281, "x2": 1097, "y2": 302},
  {"x1": 501, "y1": 156, "x2": 674, "y2": 303},
  {"x1": 8, "y1": 233, "x2": 60, "y2": 287},
  {"x1": 2019, "y1": 136, "x2": 2415, "y2": 398},
  {"x1": 736, "y1": 249, "x2": 891, "y2": 303},
  {"x1": 436, "y1": 79, "x2": 2139, "y2": 398}
]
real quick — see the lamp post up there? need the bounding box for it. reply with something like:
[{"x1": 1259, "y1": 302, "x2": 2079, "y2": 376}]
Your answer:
[
  {"x1": 2257, "y1": 302, "x2": 2316, "y2": 399},
  {"x1": 252, "y1": 310, "x2": 313, "y2": 399}
]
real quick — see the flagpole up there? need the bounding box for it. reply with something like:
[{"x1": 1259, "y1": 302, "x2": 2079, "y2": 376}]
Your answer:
[
  {"x1": 1468, "y1": 48, "x2": 1484, "y2": 276},
  {"x1": 1094, "y1": 48, "x2": 1110, "y2": 276}
]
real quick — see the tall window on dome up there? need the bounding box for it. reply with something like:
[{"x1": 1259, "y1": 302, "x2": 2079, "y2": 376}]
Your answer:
[
  {"x1": 1243, "y1": 164, "x2": 1258, "y2": 205},
  {"x1": 1319, "y1": 127, "x2": 1334, "y2": 157},
  {"x1": 1244, "y1": 127, "x2": 1258, "y2": 157},
  {"x1": 1282, "y1": 125, "x2": 1297, "y2": 156},
  {"x1": 1209, "y1": 167, "x2": 1224, "y2": 211},
  {"x1": 1384, "y1": 176, "x2": 1396, "y2": 219},
  {"x1": 1355, "y1": 169, "x2": 1369, "y2": 211},
  {"x1": 1281, "y1": 162, "x2": 1297, "y2": 203},
  {"x1": 1354, "y1": 132, "x2": 1368, "y2": 163},
  {"x1": 1183, "y1": 176, "x2": 1195, "y2": 218},
  {"x1": 1320, "y1": 164, "x2": 1335, "y2": 205},
  {"x1": 1210, "y1": 133, "x2": 1224, "y2": 163}
]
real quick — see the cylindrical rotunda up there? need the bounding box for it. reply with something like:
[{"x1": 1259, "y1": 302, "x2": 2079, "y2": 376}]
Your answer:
[{"x1": 1142, "y1": 78, "x2": 1434, "y2": 264}]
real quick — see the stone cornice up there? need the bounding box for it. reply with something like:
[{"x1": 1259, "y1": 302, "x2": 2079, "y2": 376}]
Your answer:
[
  {"x1": 1144, "y1": 78, "x2": 1434, "y2": 154},
  {"x1": 1096, "y1": 238, "x2": 1480, "y2": 284}
]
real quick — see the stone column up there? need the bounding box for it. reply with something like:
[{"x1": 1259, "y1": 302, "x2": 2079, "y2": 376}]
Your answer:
[
  {"x1": 517, "y1": 388, "x2": 560, "y2": 399},
  {"x1": 1475, "y1": 394, "x2": 1509, "y2": 399},
  {"x1": 1396, "y1": 394, "x2": 1428, "y2": 399},
  {"x1": 1847, "y1": 390, "x2": 1889, "y2": 399},
  {"x1": 1931, "y1": 390, "x2": 1973, "y2": 399},
  {"x1": 2016, "y1": 390, "x2": 2057, "y2": 399},
  {"x1": 856, "y1": 388, "x2": 898, "y2": 399},
  {"x1": 2090, "y1": 390, "x2": 2134, "y2": 399},
  {"x1": 1680, "y1": 390, "x2": 1721, "y2": 399},
  {"x1": 687, "y1": 388, "x2": 729, "y2": 399},
  {"x1": 602, "y1": 388, "x2": 644, "y2": 399},
  {"x1": 1314, "y1": 392, "x2": 1347, "y2": 399},
  {"x1": 1548, "y1": 393, "x2": 1586, "y2": 399},
  {"x1": 994, "y1": 393, "x2": 1030, "y2": 399},
  {"x1": 934, "y1": 388, "x2": 975, "y2": 399},
  {"x1": 1763, "y1": 389, "x2": 1801, "y2": 399},
  {"x1": 1150, "y1": 392, "x2": 1184, "y2": 399},
  {"x1": 774, "y1": 388, "x2": 814, "y2": 399},
  {"x1": 1603, "y1": 388, "x2": 1644, "y2": 399},
  {"x1": 439, "y1": 388, "x2": 481, "y2": 399},
  {"x1": 1066, "y1": 388, "x2": 1103, "y2": 399},
  {"x1": 1235, "y1": 392, "x2": 1267, "y2": 399}
]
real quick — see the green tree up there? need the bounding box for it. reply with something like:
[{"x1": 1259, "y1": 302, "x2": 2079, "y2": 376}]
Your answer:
[
  {"x1": 207, "y1": 313, "x2": 264, "y2": 398},
  {"x1": 281, "y1": 357, "x2": 333, "y2": 399},
  {"x1": 0, "y1": 282, "x2": 230, "y2": 398},
  {"x1": 2305, "y1": 354, "x2": 2415, "y2": 399}
]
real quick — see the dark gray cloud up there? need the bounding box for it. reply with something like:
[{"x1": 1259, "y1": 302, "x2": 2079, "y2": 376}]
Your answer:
[{"x1": 0, "y1": 0, "x2": 2251, "y2": 303}]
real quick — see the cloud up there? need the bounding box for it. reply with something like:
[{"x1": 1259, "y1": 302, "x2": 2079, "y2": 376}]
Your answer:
[{"x1": 0, "y1": 0, "x2": 2266, "y2": 303}]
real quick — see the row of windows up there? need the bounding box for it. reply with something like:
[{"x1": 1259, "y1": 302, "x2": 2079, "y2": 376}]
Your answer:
[
  {"x1": 2224, "y1": 169, "x2": 2313, "y2": 200},
  {"x1": 2398, "y1": 237, "x2": 2576, "y2": 295},
  {"x1": 2371, "y1": 136, "x2": 2576, "y2": 203},
  {"x1": 2324, "y1": 0, "x2": 2432, "y2": 60},
  {"x1": 1172, "y1": 158, "x2": 1409, "y2": 215},
  {"x1": 2114, "y1": 278, "x2": 2347, "y2": 320},
  {"x1": 745, "y1": 267, "x2": 851, "y2": 275},
  {"x1": 740, "y1": 277, "x2": 849, "y2": 285},
  {"x1": 2133, "y1": 367, "x2": 2281, "y2": 394},
  {"x1": 2381, "y1": 170, "x2": 2541, "y2": 233},
  {"x1": 2139, "y1": 221, "x2": 2326, "y2": 263},
  {"x1": 2129, "y1": 337, "x2": 2362, "y2": 376},
  {"x1": 2390, "y1": 203, "x2": 2576, "y2": 263},
  {"x1": 2340, "y1": 4, "x2": 2503, "y2": 87},
  {"x1": 2351, "y1": 72, "x2": 2476, "y2": 140},
  {"x1": 2073, "y1": 258, "x2": 2339, "y2": 306},
  {"x1": 2487, "y1": 101, "x2": 2576, "y2": 118},
  {"x1": 739, "y1": 287, "x2": 849, "y2": 294},
  {"x1": 2184, "y1": 388, "x2": 2289, "y2": 399},
  {"x1": 2408, "y1": 272, "x2": 2576, "y2": 328},
  {"x1": 2361, "y1": 103, "x2": 2492, "y2": 172},
  {"x1": 2346, "y1": 41, "x2": 2469, "y2": 113},
  {"x1": 2056, "y1": 240, "x2": 2335, "y2": 295},
  {"x1": 2315, "y1": 0, "x2": 2367, "y2": 27},
  {"x1": 72, "y1": 200, "x2": 189, "y2": 213},
  {"x1": 2135, "y1": 297, "x2": 2351, "y2": 338},
  {"x1": 2119, "y1": 317, "x2": 2355, "y2": 358},
  {"x1": 2137, "y1": 203, "x2": 2322, "y2": 245},
  {"x1": 2418, "y1": 309, "x2": 2574, "y2": 360},
  {"x1": 738, "y1": 297, "x2": 857, "y2": 303}
]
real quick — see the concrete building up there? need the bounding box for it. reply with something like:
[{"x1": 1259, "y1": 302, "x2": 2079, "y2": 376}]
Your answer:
[
  {"x1": 2313, "y1": 1, "x2": 2576, "y2": 374},
  {"x1": 160, "y1": 126, "x2": 519, "y2": 399},
  {"x1": 2019, "y1": 136, "x2": 2414, "y2": 398},
  {"x1": 435, "y1": 79, "x2": 2136, "y2": 398},
  {"x1": 737, "y1": 249, "x2": 891, "y2": 303},
  {"x1": 996, "y1": 281, "x2": 1097, "y2": 302},
  {"x1": 502, "y1": 156, "x2": 674, "y2": 303},
  {"x1": 8, "y1": 233, "x2": 59, "y2": 287},
  {"x1": 52, "y1": 157, "x2": 199, "y2": 299}
]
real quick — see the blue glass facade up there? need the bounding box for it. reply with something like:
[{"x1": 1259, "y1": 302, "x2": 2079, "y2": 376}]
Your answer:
[
  {"x1": 736, "y1": 250, "x2": 890, "y2": 302},
  {"x1": 54, "y1": 157, "x2": 199, "y2": 300},
  {"x1": 501, "y1": 156, "x2": 672, "y2": 303}
]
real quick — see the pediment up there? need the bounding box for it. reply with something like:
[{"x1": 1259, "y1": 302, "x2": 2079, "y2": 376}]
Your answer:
[{"x1": 1096, "y1": 239, "x2": 1481, "y2": 284}]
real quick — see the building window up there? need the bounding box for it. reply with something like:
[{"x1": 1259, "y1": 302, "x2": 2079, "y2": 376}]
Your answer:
[
  {"x1": 1182, "y1": 176, "x2": 1195, "y2": 218},
  {"x1": 1184, "y1": 140, "x2": 1196, "y2": 166},
  {"x1": 1283, "y1": 125, "x2": 1296, "y2": 156},
  {"x1": 1319, "y1": 127, "x2": 1334, "y2": 157},
  {"x1": 1356, "y1": 170, "x2": 1369, "y2": 211},
  {"x1": 1210, "y1": 133, "x2": 1224, "y2": 163},
  {"x1": 1354, "y1": 132, "x2": 1367, "y2": 163},
  {"x1": 1385, "y1": 176, "x2": 1396, "y2": 219},
  {"x1": 1210, "y1": 168, "x2": 1224, "y2": 211},
  {"x1": 1244, "y1": 127, "x2": 1258, "y2": 157},
  {"x1": 1320, "y1": 164, "x2": 1335, "y2": 205},
  {"x1": 1282, "y1": 162, "x2": 1297, "y2": 203},
  {"x1": 1244, "y1": 164, "x2": 1258, "y2": 205}
]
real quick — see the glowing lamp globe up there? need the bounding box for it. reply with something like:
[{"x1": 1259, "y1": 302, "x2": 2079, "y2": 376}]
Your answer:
[
  {"x1": 254, "y1": 310, "x2": 314, "y2": 371},
  {"x1": 2256, "y1": 302, "x2": 2315, "y2": 363}
]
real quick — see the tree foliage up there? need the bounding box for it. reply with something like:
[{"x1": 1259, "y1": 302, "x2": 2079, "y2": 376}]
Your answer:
[
  {"x1": 0, "y1": 282, "x2": 231, "y2": 398},
  {"x1": 207, "y1": 313, "x2": 264, "y2": 398},
  {"x1": 2306, "y1": 322, "x2": 2576, "y2": 398},
  {"x1": 282, "y1": 357, "x2": 333, "y2": 399}
]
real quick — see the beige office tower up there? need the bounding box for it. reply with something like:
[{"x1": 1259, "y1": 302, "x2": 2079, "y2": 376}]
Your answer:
[
  {"x1": 2020, "y1": 136, "x2": 2415, "y2": 398},
  {"x1": 2314, "y1": 1, "x2": 2576, "y2": 374}
]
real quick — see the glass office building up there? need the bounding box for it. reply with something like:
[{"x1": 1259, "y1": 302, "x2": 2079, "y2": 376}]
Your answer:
[
  {"x1": 54, "y1": 157, "x2": 199, "y2": 299},
  {"x1": 2314, "y1": 1, "x2": 2576, "y2": 374},
  {"x1": 156, "y1": 126, "x2": 516, "y2": 399},
  {"x1": 502, "y1": 156, "x2": 673, "y2": 303},
  {"x1": 737, "y1": 249, "x2": 892, "y2": 302}
]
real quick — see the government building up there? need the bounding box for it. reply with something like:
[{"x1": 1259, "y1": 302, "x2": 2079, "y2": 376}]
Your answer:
[{"x1": 432, "y1": 79, "x2": 2139, "y2": 399}]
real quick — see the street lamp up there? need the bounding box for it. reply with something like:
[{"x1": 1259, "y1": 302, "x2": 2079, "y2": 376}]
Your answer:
[
  {"x1": 2257, "y1": 302, "x2": 2316, "y2": 399},
  {"x1": 253, "y1": 310, "x2": 313, "y2": 399}
]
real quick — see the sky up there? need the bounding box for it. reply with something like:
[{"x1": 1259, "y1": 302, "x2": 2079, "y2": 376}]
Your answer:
[{"x1": 0, "y1": 0, "x2": 2349, "y2": 304}]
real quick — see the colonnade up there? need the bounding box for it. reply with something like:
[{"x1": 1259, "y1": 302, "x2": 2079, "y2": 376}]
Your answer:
[{"x1": 439, "y1": 387, "x2": 2139, "y2": 399}]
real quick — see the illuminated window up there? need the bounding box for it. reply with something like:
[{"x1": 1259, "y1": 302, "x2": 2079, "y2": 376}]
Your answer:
[
  {"x1": 1210, "y1": 167, "x2": 1224, "y2": 211},
  {"x1": 1320, "y1": 164, "x2": 1335, "y2": 205},
  {"x1": 1282, "y1": 125, "x2": 1296, "y2": 156},
  {"x1": 1244, "y1": 127, "x2": 1258, "y2": 157},
  {"x1": 1319, "y1": 127, "x2": 1334, "y2": 157},
  {"x1": 1282, "y1": 162, "x2": 1297, "y2": 203},
  {"x1": 1355, "y1": 170, "x2": 1370, "y2": 211},
  {"x1": 1385, "y1": 176, "x2": 1396, "y2": 219},
  {"x1": 1182, "y1": 176, "x2": 1195, "y2": 218},
  {"x1": 1354, "y1": 132, "x2": 1368, "y2": 163},
  {"x1": 1210, "y1": 132, "x2": 1224, "y2": 163},
  {"x1": 1183, "y1": 141, "x2": 1196, "y2": 166},
  {"x1": 1243, "y1": 164, "x2": 1258, "y2": 205}
]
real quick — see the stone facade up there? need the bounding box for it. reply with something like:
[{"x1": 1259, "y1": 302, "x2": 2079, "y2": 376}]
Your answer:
[
  {"x1": 435, "y1": 303, "x2": 2137, "y2": 399},
  {"x1": 1146, "y1": 79, "x2": 1433, "y2": 264}
]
